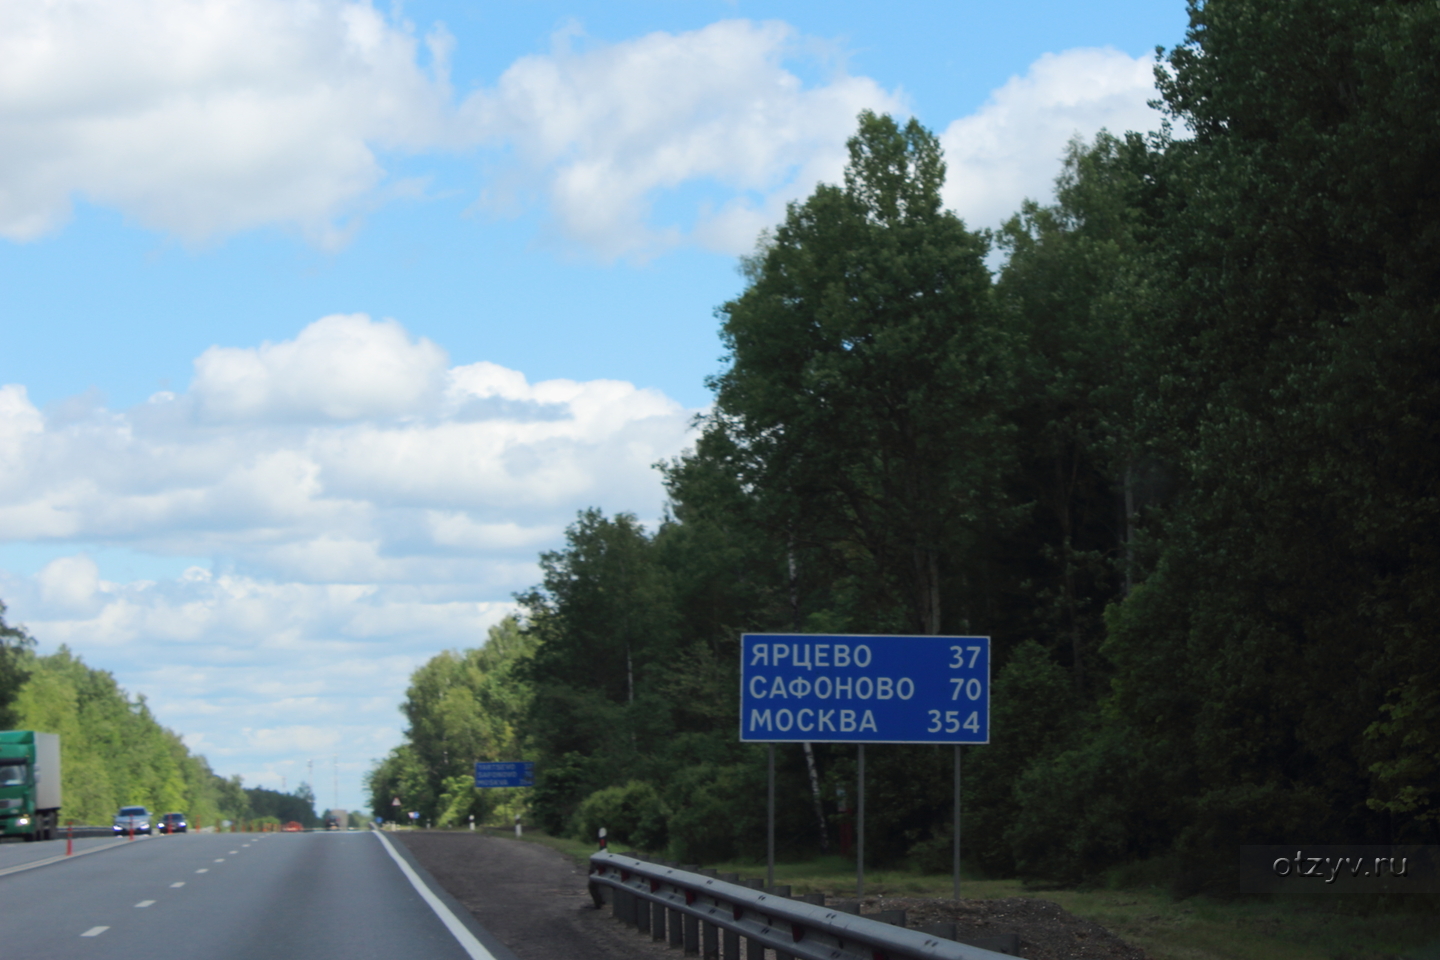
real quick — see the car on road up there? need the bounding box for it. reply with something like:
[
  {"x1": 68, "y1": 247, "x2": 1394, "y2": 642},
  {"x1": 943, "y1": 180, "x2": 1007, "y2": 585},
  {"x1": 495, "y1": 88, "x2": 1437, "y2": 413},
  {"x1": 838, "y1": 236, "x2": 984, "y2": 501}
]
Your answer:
[
  {"x1": 158, "y1": 812, "x2": 187, "y2": 834},
  {"x1": 113, "y1": 806, "x2": 152, "y2": 836}
]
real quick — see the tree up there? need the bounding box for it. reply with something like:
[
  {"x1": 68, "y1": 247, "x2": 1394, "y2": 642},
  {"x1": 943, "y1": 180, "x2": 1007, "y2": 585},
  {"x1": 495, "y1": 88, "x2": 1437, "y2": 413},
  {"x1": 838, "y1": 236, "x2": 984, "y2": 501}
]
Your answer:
[
  {"x1": 705, "y1": 111, "x2": 1009, "y2": 636},
  {"x1": 369, "y1": 616, "x2": 536, "y2": 826},
  {"x1": 7, "y1": 641, "x2": 245, "y2": 826},
  {"x1": 0, "y1": 601, "x2": 34, "y2": 728},
  {"x1": 992, "y1": 130, "x2": 1167, "y2": 689},
  {"x1": 518, "y1": 510, "x2": 677, "y2": 761},
  {"x1": 1095, "y1": 0, "x2": 1440, "y2": 861}
]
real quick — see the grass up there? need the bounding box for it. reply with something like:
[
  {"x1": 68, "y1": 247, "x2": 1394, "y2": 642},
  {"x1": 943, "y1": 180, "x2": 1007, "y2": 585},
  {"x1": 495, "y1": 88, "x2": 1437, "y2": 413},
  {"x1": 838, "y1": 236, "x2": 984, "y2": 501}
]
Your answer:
[
  {"x1": 727, "y1": 857, "x2": 1440, "y2": 960},
  {"x1": 439, "y1": 830, "x2": 1440, "y2": 960}
]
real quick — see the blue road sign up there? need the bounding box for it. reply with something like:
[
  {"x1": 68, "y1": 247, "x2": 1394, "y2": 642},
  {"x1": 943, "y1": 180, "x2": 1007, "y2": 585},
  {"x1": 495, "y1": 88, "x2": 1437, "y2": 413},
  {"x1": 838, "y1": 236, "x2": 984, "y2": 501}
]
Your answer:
[
  {"x1": 474, "y1": 761, "x2": 535, "y2": 788},
  {"x1": 739, "y1": 634, "x2": 990, "y2": 744}
]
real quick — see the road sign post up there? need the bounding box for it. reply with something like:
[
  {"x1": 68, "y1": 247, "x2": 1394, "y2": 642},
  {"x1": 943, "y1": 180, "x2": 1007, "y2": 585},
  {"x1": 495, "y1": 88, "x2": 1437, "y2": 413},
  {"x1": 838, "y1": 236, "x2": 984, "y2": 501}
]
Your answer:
[{"x1": 740, "y1": 634, "x2": 990, "y2": 899}]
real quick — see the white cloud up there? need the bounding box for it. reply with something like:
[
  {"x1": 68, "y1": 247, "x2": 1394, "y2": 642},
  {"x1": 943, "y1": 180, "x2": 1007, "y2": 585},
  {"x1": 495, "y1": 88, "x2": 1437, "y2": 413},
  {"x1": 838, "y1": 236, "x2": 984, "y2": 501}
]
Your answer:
[
  {"x1": 940, "y1": 47, "x2": 1164, "y2": 230},
  {"x1": 192, "y1": 314, "x2": 448, "y2": 422},
  {"x1": 0, "y1": 315, "x2": 697, "y2": 806},
  {"x1": 36, "y1": 554, "x2": 101, "y2": 611},
  {"x1": 0, "y1": 0, "x2": 450, "y2": 245},
  {"x1": 464, "y1": 19, "x2": 905, "y2": 259},
  {"x1": 0, "y1": 315, "x2": 692, "y2": 571},
  {"x1": 0, "y1": 4, "x2": 1160, "y2": 258}
]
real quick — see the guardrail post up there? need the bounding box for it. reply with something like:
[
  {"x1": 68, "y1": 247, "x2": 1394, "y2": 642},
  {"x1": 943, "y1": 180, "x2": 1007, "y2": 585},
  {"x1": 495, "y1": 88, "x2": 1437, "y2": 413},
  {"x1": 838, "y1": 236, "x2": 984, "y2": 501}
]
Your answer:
[
  {"x1": 683, "y1": 912, "x2": 699, "y2": 955},
  {"x1": 636, "y1": 896, "x2": 650, "y2": 935},
  {"x1": 741, "y1": 879, "x2": 765, "y2": 960},
  {"x1": 719, "y1": 874, "x2": 740, "y2": 960},
  {"x1": 722, "y1": 924, "x2": 739, "y2": 960},
  {"x1": 651, "y1": 896, "x2": 666, "y2": 942},
  {"x1": 669, "y1": 904, "x2": 684, "y2": 949}
]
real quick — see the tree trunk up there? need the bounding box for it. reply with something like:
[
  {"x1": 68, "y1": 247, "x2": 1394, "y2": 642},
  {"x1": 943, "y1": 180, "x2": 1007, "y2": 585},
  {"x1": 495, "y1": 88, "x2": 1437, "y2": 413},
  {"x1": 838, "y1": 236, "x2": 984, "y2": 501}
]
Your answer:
[
  {"x1": 790, "y1": 541, "x2": 828, "y2": 852},
  {"x1": 803, "y1": 742, "x2": 829, "y2": 853}
]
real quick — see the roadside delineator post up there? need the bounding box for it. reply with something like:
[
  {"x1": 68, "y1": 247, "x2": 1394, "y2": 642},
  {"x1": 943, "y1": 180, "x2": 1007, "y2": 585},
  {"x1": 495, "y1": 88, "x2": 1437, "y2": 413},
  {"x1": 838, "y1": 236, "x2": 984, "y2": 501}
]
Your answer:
[{"x1": 66, "y1": 821, "x2": 73, "y2": 856}]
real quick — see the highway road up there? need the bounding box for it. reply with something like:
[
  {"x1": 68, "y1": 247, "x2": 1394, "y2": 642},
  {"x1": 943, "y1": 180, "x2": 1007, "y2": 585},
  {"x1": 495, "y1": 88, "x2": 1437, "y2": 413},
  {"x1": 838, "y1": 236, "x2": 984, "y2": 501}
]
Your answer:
[{"x1": 0, "y1": 830, "x2": 520, "y2": 960}]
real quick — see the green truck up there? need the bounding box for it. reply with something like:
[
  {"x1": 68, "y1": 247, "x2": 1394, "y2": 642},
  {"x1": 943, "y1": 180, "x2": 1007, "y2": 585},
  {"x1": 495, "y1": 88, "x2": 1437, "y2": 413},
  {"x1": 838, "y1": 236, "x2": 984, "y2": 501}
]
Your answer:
[{"x1": 0, "y1": 731, "x2": 62, "y2": 841}]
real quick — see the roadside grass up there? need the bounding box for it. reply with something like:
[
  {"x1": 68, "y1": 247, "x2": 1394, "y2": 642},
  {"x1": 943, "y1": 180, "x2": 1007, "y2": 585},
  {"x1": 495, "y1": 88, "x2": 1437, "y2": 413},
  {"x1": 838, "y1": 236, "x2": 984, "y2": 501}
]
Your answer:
[{"x1": 450, "y1": 831, "x2": 1440, "y2": 960}]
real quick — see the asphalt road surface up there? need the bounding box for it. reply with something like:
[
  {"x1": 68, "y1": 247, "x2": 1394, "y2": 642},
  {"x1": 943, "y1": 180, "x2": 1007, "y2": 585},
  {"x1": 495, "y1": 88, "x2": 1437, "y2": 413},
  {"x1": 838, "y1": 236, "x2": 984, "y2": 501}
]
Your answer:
[{"x1": 0, "y1": 830, "x2": 518, "y2": 960}]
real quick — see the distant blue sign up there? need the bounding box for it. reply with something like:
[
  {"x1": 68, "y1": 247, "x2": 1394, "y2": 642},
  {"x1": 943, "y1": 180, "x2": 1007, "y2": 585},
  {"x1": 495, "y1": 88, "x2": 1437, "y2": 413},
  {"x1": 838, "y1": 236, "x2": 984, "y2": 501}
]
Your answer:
[
  {"x1": 739, "y1": 634, "x2": 990, "y2": 744},
  {"x1": 474, "y1": 761, "x2": 535, "y2": 788}
]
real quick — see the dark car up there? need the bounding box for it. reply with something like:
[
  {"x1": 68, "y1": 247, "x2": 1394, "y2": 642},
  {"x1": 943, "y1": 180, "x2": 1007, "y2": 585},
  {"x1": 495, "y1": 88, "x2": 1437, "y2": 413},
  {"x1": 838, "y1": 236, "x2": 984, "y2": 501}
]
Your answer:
[{"x1": 158, "y1": 812, "x2": 187, "y2": 834}]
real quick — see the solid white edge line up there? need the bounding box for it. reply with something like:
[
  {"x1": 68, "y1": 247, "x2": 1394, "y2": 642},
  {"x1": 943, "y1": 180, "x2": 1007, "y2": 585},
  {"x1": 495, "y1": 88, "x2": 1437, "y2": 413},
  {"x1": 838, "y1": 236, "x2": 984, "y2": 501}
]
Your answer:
[
  {"x1": 0, "y1": 836, "x2": 144, "y2": 879},
  {"x1": 374, "y1": 830, "x2": 497, "y2": 960}
]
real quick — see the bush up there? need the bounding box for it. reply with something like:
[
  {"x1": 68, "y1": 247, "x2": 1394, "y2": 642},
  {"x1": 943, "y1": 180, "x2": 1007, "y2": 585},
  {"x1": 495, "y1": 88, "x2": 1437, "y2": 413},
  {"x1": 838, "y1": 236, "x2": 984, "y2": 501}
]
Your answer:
[
  {"x1": 663, "y1": 762, "x2": 767, "y2": 864},
  {"x1": 1004, "y1": 725, "x2": 1170, "y2": 884},
  {"x1": 530, "y1": 752, "x2": 593, "y2": 836},
  {"x1": 573, "y1": 780, "x2": 669, "y2": 851}
]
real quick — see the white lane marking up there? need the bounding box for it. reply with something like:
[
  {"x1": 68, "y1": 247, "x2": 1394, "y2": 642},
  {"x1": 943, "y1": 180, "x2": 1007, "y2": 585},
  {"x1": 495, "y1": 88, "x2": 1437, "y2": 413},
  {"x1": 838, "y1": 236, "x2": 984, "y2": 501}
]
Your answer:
[
  {"x1": 214, "y1": 858, "x2": 225, "y2": 862},
  {"x1": 0, "y1": 836, "x2": 138, "y2": 880},
  {"x1": 229, "y1": 850, "x2": 238, "y2": 854},
  {"x1": 81, "y1": 927, "x2": 109, "y2": 937},
  {"x1": 373, "y1": 831, "x2": 497, "y2": 960},
  {"x1": 135, "y1": 900, "x2": 155, "y2": 908},
  {"x1": 170, "y1": 882, "x2": 185, "y2": 888},
  {"x1": 195, "y1": 868, "x2": 209, "y2": 873}
]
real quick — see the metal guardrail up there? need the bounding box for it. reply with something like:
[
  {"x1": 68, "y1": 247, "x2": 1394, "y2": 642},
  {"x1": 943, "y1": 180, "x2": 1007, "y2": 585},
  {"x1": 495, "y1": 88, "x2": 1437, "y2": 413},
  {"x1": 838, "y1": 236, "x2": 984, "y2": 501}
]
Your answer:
[{"x1": 588, "y1": 851, "x2": 1016, "y2": 960}]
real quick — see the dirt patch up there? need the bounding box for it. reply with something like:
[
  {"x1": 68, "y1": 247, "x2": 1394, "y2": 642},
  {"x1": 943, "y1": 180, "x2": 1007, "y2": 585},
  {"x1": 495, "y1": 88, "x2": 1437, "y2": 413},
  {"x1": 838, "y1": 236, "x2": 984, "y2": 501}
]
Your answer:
[
  {"x1": 396, "y1": 830, "x2": 677, "y2": 960},
  {"x1": 398, "y1": 832, "x2": 1148, "y2": 960},
  {"x1": 858, "y1": 894, "x2": 1149, "y2": 960}
]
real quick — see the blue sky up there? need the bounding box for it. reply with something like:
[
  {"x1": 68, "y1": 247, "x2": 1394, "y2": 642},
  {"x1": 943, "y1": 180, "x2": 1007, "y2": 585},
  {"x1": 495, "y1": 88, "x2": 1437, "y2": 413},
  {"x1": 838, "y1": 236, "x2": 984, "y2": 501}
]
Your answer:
[{"x1": 0, "y1": 0, "x2": 1186, "y2": 812}]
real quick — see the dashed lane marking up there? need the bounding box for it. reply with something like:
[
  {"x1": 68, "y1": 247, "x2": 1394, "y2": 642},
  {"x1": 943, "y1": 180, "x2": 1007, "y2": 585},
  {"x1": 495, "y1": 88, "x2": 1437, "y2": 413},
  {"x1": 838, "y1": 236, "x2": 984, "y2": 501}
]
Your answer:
[
  {"x1": 135, "y1": 900, "x2": 155, "y2": 908},
  {"x1": 81, "y1": 927, "x2": 109, "y2": 937},
  {"x1": 214, "y1": 858, "x2": 225, "y2": 862},
  {"x1": 170, "y1": 882, "x2": 185, "y2": 888},
  {"x1": 195, "y1": 868, "x2": 209, "y2": 874},
  {"x1": 229, "y1": 850, "x2": 238, "y2": 854}
]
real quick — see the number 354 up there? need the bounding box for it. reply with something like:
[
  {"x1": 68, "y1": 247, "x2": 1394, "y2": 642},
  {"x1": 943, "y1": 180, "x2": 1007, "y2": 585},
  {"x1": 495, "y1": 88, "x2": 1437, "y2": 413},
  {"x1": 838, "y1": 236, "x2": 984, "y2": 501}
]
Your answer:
[{"x1": 928, "y1": 710, "x2": 980, "y2": 734}]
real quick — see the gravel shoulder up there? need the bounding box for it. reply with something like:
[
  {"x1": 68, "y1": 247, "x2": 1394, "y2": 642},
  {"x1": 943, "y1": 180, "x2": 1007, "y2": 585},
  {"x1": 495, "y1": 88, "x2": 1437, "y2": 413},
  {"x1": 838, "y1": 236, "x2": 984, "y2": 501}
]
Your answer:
[
  {"x1": 857, "y1": 894, "x2": 1149, "y2": 960},
  {"x1": 397, "y1": 831, "x2": 1150, "y2": 960},
  {"x1": 396, "y1": 831, "x2": 677, "y2": 960}
]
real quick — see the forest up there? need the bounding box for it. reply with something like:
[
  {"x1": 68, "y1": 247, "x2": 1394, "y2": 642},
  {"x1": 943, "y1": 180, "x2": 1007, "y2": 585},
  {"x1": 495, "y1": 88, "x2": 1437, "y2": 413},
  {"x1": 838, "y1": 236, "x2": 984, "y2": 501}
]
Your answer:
[
  {"x1": 0, "y1": 601, "x2": 318, "y2": 828},
  {"x1": 398, "y1": 0, "x2": 1430, "y2": 881}
]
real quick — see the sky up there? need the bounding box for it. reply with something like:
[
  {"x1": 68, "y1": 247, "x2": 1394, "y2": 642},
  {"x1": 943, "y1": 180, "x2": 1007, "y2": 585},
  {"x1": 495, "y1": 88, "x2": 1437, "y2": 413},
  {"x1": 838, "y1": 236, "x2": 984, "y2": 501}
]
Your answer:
[{"x1": 0, "y1": 0, "x2": 1187, "y2": 813}]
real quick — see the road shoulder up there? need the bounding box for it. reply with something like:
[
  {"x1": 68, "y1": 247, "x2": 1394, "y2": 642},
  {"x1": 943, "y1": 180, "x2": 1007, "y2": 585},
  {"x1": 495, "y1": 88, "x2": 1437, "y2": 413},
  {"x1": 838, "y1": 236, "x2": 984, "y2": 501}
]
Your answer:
[{"x1": 396, "y1": 830, "x2": 676, "y2": 960}]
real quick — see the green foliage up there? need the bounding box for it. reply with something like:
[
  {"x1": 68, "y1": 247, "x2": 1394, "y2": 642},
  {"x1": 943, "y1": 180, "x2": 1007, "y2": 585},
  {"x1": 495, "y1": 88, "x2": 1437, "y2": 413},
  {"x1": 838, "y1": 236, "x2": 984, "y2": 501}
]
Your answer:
[
  {"x1": 661, "y1": 762, "x2": 768, "y2": 864},
  {"x1": 245, "y1": 784, "x2": 319, "y2": 827},
  {"x1": 375, "y1": 24, "x2": 1440, "y2": 886},
  {"x1": 7, "y1": 644, "x2": 248, "y2": 826},
  {"x1": 529, "y1": 751, "x2": 595, "y2": 835},
  {"x1": 959, "y1": 641, "x2": 1079, "y2": 875},
  {"x1": 0, "y1": 601, "x2": 35, "y2": 728},
  {"x1": 366, "y1": 616, "x2": 536, "y2": 825},
  {"x1": 707, "y1": 110, "x2": 1010, "y2": 636},
  {"x1": 573, "y1": 780, "x2": 668, "y2": 852}
]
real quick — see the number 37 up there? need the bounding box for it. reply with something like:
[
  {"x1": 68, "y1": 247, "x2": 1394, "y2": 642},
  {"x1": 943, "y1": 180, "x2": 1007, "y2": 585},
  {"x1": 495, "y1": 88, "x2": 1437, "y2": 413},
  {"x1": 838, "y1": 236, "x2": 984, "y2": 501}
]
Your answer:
[{"x1": 928, "y1": 710, "x2": 980, "y2": 734}]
